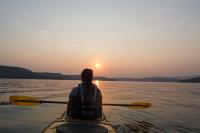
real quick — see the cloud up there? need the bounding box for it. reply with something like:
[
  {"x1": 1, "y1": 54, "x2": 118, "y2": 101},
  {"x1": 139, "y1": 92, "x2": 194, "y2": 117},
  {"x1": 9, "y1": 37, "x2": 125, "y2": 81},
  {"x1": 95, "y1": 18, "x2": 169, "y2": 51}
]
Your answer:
[
  {"x1": 40, "y1": 29, "x2": 51, "y2": 38},
  {"x1": 43, "y1": 30, "x2": 50, "y2": 35}
]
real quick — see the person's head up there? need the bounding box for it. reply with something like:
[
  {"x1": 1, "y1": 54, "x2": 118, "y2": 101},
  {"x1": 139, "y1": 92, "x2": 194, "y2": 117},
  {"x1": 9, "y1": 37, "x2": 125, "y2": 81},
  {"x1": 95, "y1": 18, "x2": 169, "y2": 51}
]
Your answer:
[{"x1": 81, "y1": 68, "x2": 93, "y2": 84}]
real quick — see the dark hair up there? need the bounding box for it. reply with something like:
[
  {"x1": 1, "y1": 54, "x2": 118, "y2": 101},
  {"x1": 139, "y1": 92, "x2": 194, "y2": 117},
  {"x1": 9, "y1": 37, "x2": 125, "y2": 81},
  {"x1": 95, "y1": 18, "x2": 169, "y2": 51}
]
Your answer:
[{"x1": 81, "y1": 68, "x2": 93, "y2": 83}]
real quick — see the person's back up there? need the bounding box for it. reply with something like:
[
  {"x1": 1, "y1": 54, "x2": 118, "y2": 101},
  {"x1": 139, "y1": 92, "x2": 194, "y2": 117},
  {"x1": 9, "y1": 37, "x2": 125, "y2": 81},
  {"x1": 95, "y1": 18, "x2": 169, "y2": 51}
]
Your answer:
[{"x1": 67, "y1": 69, "x2": 102, "y2": 119}]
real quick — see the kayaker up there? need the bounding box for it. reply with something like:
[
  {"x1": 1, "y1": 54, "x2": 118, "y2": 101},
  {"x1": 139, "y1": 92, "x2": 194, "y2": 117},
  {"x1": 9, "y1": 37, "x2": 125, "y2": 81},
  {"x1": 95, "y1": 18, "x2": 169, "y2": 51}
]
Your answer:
[{"x1": 67, "y1": 68, "x2": 102, "y2": 119}]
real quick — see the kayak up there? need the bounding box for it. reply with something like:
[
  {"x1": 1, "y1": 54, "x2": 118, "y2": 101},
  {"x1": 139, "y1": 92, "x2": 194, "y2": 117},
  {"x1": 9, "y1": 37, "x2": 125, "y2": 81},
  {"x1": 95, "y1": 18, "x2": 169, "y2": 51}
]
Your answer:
[{"x1": 42, "y1": 111, "x2": 117, "y2": 133}]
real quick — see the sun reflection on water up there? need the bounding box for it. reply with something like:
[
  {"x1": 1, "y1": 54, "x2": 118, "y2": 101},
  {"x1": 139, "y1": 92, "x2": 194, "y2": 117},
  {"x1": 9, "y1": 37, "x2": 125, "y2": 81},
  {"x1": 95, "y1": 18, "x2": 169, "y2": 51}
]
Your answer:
[{"x1": 95, "y1": 80, "x2": 99, "y2": 86}]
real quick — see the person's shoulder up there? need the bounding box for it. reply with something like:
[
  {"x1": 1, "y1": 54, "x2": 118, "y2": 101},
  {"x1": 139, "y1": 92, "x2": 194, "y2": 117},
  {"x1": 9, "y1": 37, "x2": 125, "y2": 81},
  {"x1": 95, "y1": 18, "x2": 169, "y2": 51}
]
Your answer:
[
  {"x1": 93, "y1": 84, "x2": 101, "y2": 91},
  {"x1": 96, "y1": 87, "x2": 101, "y2": 93},
  {"x1": 93, "y1": 84, "x2": 102, "y2": 97},
  {"x1": 70, "y1": 86, "x2": 79, "y2": 97},
  {"x1": 71, "y1": 87, "x2": 78, "y2": 92}
]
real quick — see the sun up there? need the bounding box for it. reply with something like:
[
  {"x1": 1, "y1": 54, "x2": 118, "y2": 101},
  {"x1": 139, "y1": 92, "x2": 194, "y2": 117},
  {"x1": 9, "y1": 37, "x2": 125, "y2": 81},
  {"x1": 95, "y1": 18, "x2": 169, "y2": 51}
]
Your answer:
[{"x1": 95, "y1": 63, "x2": 101, "y2": 69}]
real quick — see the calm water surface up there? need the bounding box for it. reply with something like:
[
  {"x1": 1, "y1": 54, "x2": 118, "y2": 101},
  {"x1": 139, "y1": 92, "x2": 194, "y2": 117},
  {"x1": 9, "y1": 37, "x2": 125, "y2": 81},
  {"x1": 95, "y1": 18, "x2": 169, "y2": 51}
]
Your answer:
[{"x1": 0, "y1": 79, "x2": 200, "y2": 133}]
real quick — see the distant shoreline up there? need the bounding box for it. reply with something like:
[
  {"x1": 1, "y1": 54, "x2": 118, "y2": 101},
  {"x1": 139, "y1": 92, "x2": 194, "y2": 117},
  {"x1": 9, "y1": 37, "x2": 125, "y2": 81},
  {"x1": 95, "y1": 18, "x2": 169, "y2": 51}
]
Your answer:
[
  {"x1": 1, "y1": 78, "x2": 200, "y2": 84},
  {"x1": 0, "y1": 65, "x2": 199, "y2": 83}
]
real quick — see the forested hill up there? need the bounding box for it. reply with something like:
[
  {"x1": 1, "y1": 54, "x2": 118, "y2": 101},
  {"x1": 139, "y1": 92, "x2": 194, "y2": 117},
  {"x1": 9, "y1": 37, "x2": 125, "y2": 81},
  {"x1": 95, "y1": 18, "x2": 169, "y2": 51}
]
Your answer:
[
  {"x1": 178, "y1": 77, "x2": 200, "y2": 83},
  {"x1": 0, "y1": 65, "x2": 80, "y2": 80}
]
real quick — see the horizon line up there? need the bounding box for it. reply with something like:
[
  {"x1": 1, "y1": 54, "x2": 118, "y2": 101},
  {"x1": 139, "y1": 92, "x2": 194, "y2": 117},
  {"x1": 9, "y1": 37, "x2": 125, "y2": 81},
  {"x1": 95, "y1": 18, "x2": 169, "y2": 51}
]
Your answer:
[{"x1": 0, "y1": 64, "x2": 199, "y2": 79}]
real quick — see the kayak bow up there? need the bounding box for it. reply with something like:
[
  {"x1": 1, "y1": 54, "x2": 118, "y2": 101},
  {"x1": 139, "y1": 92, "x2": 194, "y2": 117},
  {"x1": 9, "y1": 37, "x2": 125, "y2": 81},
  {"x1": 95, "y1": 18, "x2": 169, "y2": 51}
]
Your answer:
[{"x1": 42, "y1": 111, "x2": 117, "y2": 133}]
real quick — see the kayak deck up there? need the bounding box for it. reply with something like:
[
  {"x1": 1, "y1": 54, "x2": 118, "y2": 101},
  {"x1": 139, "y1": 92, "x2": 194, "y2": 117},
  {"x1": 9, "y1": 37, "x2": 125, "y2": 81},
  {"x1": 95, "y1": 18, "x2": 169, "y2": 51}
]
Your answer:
[{"x1": 42, "y1": 112, "x2": 117, "y2": 133}]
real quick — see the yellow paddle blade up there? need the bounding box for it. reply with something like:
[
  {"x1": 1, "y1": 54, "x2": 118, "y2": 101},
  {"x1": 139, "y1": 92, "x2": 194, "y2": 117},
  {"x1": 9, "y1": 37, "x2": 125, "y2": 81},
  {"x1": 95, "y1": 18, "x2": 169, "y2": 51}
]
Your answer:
[
  {"x1": 128, "y1": 102, "x2": 152, "y2": 108},
  {"x1": 9, "y1": 95, "x2": 40, "y2": 106}
]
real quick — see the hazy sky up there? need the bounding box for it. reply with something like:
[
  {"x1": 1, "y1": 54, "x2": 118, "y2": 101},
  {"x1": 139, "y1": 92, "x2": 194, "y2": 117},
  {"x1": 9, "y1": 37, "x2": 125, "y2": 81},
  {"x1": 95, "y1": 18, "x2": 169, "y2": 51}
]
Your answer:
[{"x1": 0, "y1": 0, "x2": 200, "y2": 77}]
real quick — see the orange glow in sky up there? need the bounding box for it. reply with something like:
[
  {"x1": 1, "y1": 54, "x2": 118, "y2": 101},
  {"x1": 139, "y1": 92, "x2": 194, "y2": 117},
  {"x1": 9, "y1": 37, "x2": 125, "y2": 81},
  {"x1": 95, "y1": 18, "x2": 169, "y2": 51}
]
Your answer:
[
  {"x1": 95, "y1": 63, "x2": 101, "y2": 69},
  {"x1": 0, "y1": 1, "x2": 200, "y2": 77}
]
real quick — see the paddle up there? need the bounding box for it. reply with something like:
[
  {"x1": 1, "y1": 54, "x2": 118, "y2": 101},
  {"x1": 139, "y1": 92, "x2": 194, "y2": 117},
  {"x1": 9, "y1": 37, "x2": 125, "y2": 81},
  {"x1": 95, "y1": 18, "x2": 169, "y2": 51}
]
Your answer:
[{"x1": 9, "y1": 95, "x2": 151, "y2": 108}]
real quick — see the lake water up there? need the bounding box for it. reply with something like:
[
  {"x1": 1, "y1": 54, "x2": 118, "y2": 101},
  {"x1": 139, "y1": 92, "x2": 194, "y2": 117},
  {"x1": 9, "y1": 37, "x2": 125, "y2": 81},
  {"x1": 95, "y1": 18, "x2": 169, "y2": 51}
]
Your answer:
[{"x1": 0, "y1": 79, "x2": 200, "y2": 133}]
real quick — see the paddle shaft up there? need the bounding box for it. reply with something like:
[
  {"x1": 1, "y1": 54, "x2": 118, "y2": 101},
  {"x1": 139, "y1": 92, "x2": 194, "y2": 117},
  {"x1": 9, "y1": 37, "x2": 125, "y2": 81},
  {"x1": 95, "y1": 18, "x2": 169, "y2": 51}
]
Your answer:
[
  {"x1": 15, "y1": 100, "x2": 140, "y2": 106},
  {"x1": 15, "y1": 100, "x2": 67, "y2": 104},
  {"x1": 10, "y1": 95, "x2": 151, "y2": 108},
  {"x1": 103, "y1": 103, "x2": 145, "y2": 107}
]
